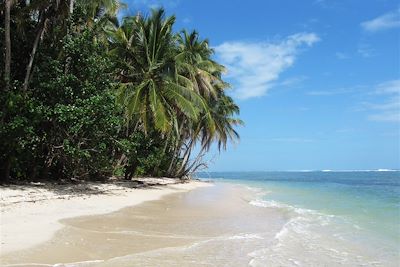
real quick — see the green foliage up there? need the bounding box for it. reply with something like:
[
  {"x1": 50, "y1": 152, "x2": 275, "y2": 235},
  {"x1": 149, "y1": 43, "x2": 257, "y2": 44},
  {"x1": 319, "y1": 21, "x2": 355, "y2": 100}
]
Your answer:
[
  {"x1": 0, "y1": 1, "x2": 242, "y2": 182},
  {"x1": 118, "y1": 132, "x2": 172, "y2": 178},
  {"x1": 1, "y1": 25, "x2": 120, "y2": 180}
]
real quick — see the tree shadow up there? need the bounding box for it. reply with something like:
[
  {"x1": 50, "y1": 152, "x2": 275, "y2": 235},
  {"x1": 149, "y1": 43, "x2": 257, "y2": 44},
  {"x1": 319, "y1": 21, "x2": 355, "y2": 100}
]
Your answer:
[{"x1": 0, "y1": 177, "x2": 192, "y2": 201}]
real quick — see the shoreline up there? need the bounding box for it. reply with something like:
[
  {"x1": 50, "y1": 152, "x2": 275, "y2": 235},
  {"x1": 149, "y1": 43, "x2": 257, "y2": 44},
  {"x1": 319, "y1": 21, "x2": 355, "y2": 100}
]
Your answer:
[
  {"x1": 0, "y1": 178, "x2": 211, "y2": 256},
  {"x1": 1, "y1": 177, "x2": 397, "y2": 266},
  {"x1": 1, "y1": 182, "x2": 281, "y2": 266}
]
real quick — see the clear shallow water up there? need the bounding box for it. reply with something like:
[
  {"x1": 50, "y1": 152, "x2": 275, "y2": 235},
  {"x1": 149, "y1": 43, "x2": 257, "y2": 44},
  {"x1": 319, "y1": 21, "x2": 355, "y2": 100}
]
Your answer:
[
  {"x1": 2, "y1": 172, "x2": 399, "y2": 267},
  {"x1": 196, "y1": 171, "x2": 400, "y2": 266}
]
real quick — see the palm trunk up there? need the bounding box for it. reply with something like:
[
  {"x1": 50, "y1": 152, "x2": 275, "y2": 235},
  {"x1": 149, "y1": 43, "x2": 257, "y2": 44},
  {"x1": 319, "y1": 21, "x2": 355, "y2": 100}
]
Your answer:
[
  {"x1": 175, "y1": 139, "x2": 195, "y2": 175},
  {"x1": 166, "y1": 120, "x2": 189, "y2": 176},
  {"x1": 4, "y1": 0, "x2": 11, "y2": 91},
  {"x1": 178, "y1": 146, "x2": 207, "y2": 177},
  {"x1": 175, "y1": 125, "x2": 202, "y2": 176},
  {"x1": 176, "y1": 142, "x2": 206, "y2": 177},
  {"x1": 166, "y1": 143, "x2": 180, "y2": 176},
  {"x1": 23, "y1": 14, "x2": 47, "y2": 92},
  {"x1": 69, "y1": 0, "x2": 74, "y2": 14}
]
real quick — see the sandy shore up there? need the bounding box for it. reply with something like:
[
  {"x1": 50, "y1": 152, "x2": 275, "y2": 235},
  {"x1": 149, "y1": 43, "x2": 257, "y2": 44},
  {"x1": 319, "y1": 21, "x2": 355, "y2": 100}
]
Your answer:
[
  {"x1": 0, "y1": 178, "x2": 210, "y2": 256},
  {"x1": 1, "y1": 183, "x2": 288, "y2": 266},
  {"x1": 1, "y1": 181, "x2": 396, "y2": 267}
]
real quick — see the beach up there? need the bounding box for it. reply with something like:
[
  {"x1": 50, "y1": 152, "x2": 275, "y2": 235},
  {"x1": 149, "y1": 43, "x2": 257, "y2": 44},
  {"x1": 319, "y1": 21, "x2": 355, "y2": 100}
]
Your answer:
[
  {"x1": 1, "y1": 172, "x2": 399, "y2": 266},
  {"x1": 0, "y1": 178, "x2": 210, "y2": 259},
  {"x1": 0, "y1": 181, "x2": 282, "y2": 266}
]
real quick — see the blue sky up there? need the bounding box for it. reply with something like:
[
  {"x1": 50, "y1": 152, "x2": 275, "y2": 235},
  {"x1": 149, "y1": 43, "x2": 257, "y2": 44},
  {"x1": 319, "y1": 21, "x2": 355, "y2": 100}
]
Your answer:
[{"x1": 123, "y1": 0, "x2": 400, "y2": 171}]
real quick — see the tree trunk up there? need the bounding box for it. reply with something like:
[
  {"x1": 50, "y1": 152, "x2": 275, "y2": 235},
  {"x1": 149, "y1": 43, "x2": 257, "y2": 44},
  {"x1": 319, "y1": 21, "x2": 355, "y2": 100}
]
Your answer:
[
  {"x1": 178, "y1": 147, "x2": 207, "y2": 178},
  {"x1": 69, "y1": 0, "x2": 74, "y2": 14},
  {"x1": 167, "y1": 139, "x2": 184, "y2": 176},
  {"x1": 1, "y1": 157, "x2": 11, "y2": 183},
  {"x1": 23, "y1": 14, "x2": 47, "y2": 92},
  {"x1": 4, "y1": 0, "x2": 11, "y2": 91},
  {"x1": 166, "y1": 122, "x2": 186, "y2": 176},
  {"x1": 175, "y1": 139, "x2": 195, "y2": 175}
]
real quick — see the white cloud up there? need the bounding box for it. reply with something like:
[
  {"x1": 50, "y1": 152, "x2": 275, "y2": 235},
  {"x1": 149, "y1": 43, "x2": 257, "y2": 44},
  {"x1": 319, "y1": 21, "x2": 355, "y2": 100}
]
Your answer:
[
  {"x1": 367, "y1": 80, "x2": 400, "y2": 122},
  {"x1": 361, "y1": 9, "x2": 400, "y2": 32},
  {"x1": 214, "y1": 33, "x2": 320, "y2": 99},
  {"x1": 375, "y1": 79, "x2": 400, "y2": 94}
]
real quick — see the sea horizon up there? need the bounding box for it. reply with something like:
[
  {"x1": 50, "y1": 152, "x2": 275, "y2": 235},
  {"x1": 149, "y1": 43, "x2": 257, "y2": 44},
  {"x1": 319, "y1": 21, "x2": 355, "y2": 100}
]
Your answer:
[
  {"x1": 1, "y1": 0, "x2": 398, "y2": 266},
  {"x1": 199, "y1": 169, "x2": 400, "y2": 173}
]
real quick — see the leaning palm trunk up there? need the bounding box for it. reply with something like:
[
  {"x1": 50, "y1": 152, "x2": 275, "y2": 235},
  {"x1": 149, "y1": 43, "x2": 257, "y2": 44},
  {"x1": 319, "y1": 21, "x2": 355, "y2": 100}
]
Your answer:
[
  {"x1": 4, "y1": 0, "x2": 11, "y2": 91},
  {"x1": 23, "y1": 14, "x2": 48, "y2": 92},
  {"x1": 166, "y1": 141, "x2": 180, "y2": 176},
  {"x1": 166, "y1": 120, "x2": 187, "y2": 176},
  {"x1": 177, "y1": 144, "x2": 208, "y2": 178},
  {"x1": 174, "y1": 138, "x2": 196, "y2": 176}
]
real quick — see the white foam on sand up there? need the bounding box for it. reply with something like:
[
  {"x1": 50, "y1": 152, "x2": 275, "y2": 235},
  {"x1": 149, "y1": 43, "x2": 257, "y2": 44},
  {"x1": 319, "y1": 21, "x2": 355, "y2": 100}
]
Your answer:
[{"x1": 247, "y1": 198, "x2": 389, "y2": 267}]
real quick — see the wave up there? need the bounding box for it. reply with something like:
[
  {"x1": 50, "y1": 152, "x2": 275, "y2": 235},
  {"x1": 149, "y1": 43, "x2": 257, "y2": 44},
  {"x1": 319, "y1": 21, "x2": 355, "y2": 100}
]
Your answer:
[
  {"x1": 247, "y1": 198, "x2": 388, "y2": 267},
  {"x1": 250, "y1": 199, "x2": 334, "y2": 221}
]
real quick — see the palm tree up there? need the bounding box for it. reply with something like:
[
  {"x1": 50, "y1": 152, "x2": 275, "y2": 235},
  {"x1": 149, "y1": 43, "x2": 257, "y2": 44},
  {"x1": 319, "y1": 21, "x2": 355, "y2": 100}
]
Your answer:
[
  {"x1": 81, "y1": 0, "x2": 122, "y2": 18},
  {"x1": 176, "y1": 30, "x2": 229, "y2": 99},
  {"x1": 114, "y1": 9, "x2": 202, "y2": 133},
  {"x1": 167, "y1": 31, "x2": 241, "y2": 177},
  {"x1": 174, "y1": 93, "x2": 243, "y2": 177},
  {"x1": 108, "y1": 8, "x2": 242, "y2": 178}
]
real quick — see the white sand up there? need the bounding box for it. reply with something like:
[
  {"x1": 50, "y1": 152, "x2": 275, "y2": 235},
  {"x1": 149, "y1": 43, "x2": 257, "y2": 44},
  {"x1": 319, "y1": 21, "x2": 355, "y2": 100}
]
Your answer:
[{"x1": 0, "y1": 178, "x2": 210, "y2": 256}]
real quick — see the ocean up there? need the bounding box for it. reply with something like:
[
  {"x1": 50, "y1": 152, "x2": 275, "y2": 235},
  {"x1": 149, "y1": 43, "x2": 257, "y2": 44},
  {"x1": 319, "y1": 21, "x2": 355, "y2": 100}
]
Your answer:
[
  {"x1": 2, "y1": 171, "x2": 399, "y2": 267},
  {"x1": 197, "y1": 171, "x2": 400, "y2": 266}
]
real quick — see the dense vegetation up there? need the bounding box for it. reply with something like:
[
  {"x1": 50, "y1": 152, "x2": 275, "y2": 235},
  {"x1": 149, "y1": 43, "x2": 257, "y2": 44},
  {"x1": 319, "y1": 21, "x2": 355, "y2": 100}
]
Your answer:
[{"x1": 0, "y1": 0, "x2": 242, "y2": 182}]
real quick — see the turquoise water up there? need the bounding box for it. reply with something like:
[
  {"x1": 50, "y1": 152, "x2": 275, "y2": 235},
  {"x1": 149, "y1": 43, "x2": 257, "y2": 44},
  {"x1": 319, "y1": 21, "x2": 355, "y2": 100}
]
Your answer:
[{"x1": 196, "y1": 171, "x2": 400, "y2": 266}]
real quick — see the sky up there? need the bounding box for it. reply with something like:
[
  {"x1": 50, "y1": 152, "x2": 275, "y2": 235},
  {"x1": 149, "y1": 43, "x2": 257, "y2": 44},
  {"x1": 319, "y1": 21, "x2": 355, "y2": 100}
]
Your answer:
[{"x1": 122, "y1": 0, "x2": 400, "y2": 171}]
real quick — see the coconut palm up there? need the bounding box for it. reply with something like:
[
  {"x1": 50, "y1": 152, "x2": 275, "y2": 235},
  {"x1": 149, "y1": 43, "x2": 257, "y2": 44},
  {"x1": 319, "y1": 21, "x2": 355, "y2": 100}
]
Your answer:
[
  {"x1": 176, "y1": 30, "x2": 229, "y2": 99},
  {"x1": 161, "y1": 33, "x2": 242, "y2": 177},
  {"x1": 115, "y1": 9, "x2": 203, "y2": 133},
  {"x1": 173, "y1": 92, "x2": 243, "y2": 177},
  {"x1": 163, "y1": 31, "x2": 240, "y2": 176}
]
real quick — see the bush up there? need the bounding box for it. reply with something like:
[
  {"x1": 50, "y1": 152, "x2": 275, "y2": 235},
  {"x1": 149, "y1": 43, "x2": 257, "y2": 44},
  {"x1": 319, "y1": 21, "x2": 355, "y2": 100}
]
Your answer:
[{"x1": 0, "y1": 29, "x2": 120, "y2": 180}]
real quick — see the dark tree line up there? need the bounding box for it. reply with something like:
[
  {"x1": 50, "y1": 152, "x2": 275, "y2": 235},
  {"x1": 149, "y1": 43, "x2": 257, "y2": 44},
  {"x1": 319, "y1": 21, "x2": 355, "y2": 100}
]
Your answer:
[{"x1": 0, "y1": 0, "x2": 242, "y2": 182}]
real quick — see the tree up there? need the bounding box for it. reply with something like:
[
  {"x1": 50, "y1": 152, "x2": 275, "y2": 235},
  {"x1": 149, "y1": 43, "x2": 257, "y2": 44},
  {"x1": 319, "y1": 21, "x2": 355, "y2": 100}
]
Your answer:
[
  {"x1": 4, "y1": 0, "x2": 12, "y2": 91},
  {"x1": 22, "y1": 0, "x2": 70, "y2": 91},
  {"x1": 114, "y1": 9, "x2": 202, "y2": 134},
  {"x1": 167, "y1": 30, "x2": 241, "y2": 177},
  {"x1": 0, "y1": 4, "x2": 242, "y2": 182},
  {"x1": 22, "y1": 0, "x2": 122, "y2": 91},
  {"x1": 176, "y1": 30, "x2": 228, "y2": 99}
]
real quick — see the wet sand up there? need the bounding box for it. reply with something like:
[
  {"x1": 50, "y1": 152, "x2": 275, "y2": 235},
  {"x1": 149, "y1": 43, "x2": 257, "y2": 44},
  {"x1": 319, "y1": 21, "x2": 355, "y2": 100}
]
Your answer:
[
  {"x1": 1, "y1": 183, "x2": 287, "y2": 266},
  {"x1": 0, "y1": 179, "x2": 210, "y2": 256}
]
